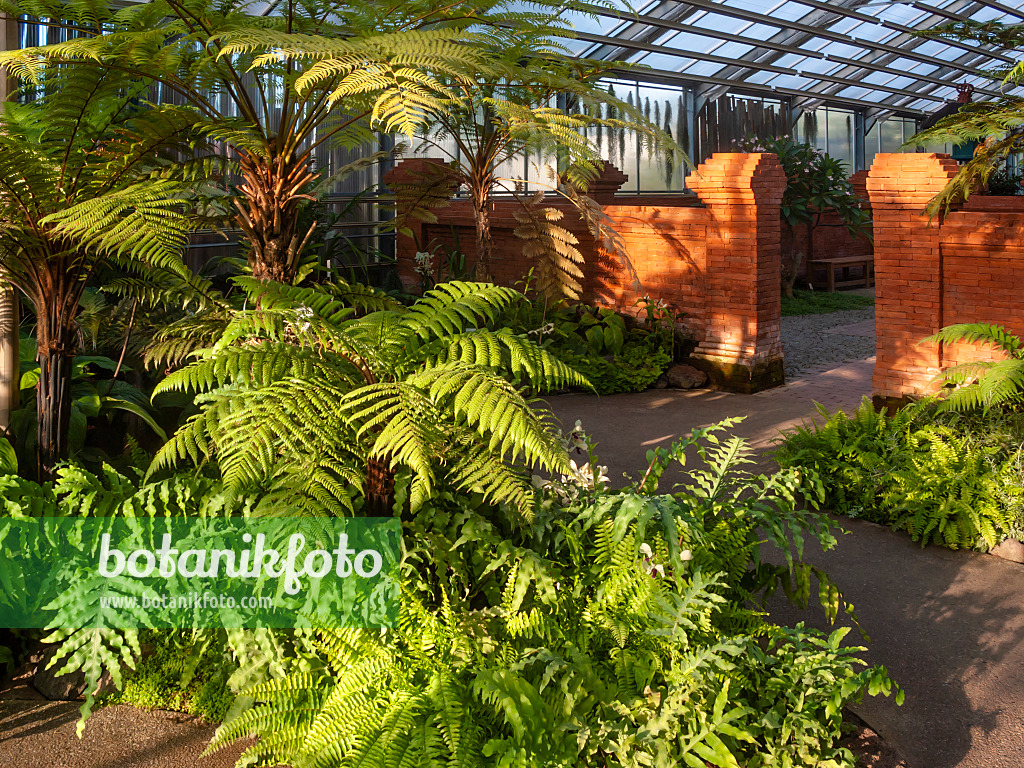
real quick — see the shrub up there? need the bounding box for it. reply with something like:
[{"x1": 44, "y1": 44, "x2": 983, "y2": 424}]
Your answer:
[
  {"x1": 208, "y1": 421, "x2": 901, "y2": 768},
  {"x1": 504, "y1": 293, "x2": 680, "y2": 394},
  {"x1": 775, "y1": 398, "x2": 1024, "y2": 550}
]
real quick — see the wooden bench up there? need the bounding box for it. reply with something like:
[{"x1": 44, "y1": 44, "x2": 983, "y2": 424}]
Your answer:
[{"x1": 807, "y1": 255, "x2": 874, "y2": 292}]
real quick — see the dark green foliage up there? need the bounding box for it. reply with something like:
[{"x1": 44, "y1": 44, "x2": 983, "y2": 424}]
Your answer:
[
  {"x1": 559, "y1": 339, "x2": 670, "y2": 394},
  {"x1": 503, "y1": 294, "x2": 680, "y2": 394},
  {"x1": 207, "y1": 422, "x2": 900, "y2": 768},
  {"x1": 986, "y1": 167, "x2": 1023, "y2": 196},
  {"x1": 737, "y1": 136, "x2": 870, "y2": 237},
  {"x1": 10, "y1": 335, "x2": 166, "y2": 470},
  {"x1": 781, "y1": 290, "x2": 874, "y2": 317},
  {"x1": 775, "y1": 398, "x2": 1024, "y2": 550}
]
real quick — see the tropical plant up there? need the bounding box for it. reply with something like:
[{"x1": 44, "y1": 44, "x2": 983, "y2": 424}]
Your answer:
[
  {"x1": 0, "y1": 462, "x2": 326, "y2": 730},
  {"x1": 0, "y1": 0, "x2": 514, "y2": 284},
  {"x1": 775, "y1": 398, "x2": 1024, "y2": 550},
  {"x1": 502, "y1": 295, "x2": 676, "y2": 394},
  {"x1": 386, "y1": 46, "x2": 671, "y2": 301},
  {"x1": 0, "y1": 65, "x2": 205, "y2": 478},
  {"x1": 151, "y1": 279, "x2": 587, "y2": 515},
  {"x1": 907, "y1": 20, "x2": 1024, "y2": 212},
  {"x1": 207, "y1": 422, "x2": 901, "y2": 768},
  {"x1": 736, "y1": 136, "x2": 871, "y2": 298},
  {"x1": 925, "y1": 323, "x2": 1024, "y2": 413},
  {"x1": 9, "y1": 335, "x2": 166, "y2": 469},
  {"x1": 986, "y1": 166, "x2": 1023, "y2": 196}
]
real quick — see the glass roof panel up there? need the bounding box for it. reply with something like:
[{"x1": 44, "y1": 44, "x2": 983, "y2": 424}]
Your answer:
[
  {"x1": 633, "y1": 51, "x2": 701, "y2": 71},
  {"x1": 556, "y1": 0, "x2": 1024, "y2": 115}
]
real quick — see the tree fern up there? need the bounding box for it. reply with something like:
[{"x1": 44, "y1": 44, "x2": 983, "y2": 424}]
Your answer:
[
  {"x1": 1, "y1": 0, "x2": 573, "y2": 284},
  {"x1": 0, "y1": 64, "x2": 210, "y2": 478},
  {"x1": 150, "y1": 279, "x2": 584, "y2": 515}
]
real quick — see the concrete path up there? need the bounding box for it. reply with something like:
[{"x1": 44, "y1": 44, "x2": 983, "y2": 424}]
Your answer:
[
  {"x1": 544, "y1": 356, "x2": 875, "y2": 483},
  {"x1": 0, "y1": 699, "x2": 249, "y2": 768},
  {"x1": 546, "y1": 356, "x2": 1024, "y2": 768}
]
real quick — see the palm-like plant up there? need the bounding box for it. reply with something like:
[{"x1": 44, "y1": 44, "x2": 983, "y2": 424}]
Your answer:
[
  {"x1": 0, "y1": 0, "x2": 525, "y2": 284},
  {"x1": 907, "y1": 20, "x2": 1024, "y2": 213},
  {"x1": 926, "y1": 323, "x2": 1024, "y2": 413},
  {"x1": 387, "y1": 53, "x2": 670, "y2": 299},
  {"x1": 0, "y1": 66, "x2": 206, "y2": 478},
  {"x1": 151, "y1": 279, "x2": 586, "y2": 514}
]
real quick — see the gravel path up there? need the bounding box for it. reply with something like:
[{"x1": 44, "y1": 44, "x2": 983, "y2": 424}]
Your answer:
[{"x1": 782, "y1": 306, "x2": 875, "y2": 381}]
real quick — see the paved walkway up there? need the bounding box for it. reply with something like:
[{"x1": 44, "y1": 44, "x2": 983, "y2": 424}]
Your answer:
[{"x1": 546, "y1": 349, "x2": 1024, "y2": 768}]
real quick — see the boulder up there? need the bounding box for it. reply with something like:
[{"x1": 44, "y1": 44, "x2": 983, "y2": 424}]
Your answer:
[
  {"x1": 653, "y1": 374, "x2": 669, "y2": 389},
  {"x1": 990, "y1": 538, "x2": 1024, "y2": 564},
  {"x1": 666, "y1": 364, "x2": 708, "y2": 390},
  {"x1": 32, "y1": 646, "x2": 125, "y2": 701},
  {"x1": 33, "y1": 647, "x2": 86, "y2": 701}
]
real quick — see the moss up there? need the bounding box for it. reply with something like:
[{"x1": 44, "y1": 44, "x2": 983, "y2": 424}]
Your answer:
[{"x1": 100, "y1": 632, "x2": 235, "y2": 723}]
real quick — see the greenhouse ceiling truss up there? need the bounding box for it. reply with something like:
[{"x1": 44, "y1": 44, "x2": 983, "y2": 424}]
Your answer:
[{"x1": 557, "y1": 0, "x2": 1024, "y2": 121}]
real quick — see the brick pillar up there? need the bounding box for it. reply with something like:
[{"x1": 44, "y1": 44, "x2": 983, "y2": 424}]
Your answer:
[
  {"x1": 866, "y1": 153, "x2": 960, "y2": 404},
  {"x1": 685, "y1": 153, "x2": 787, "y2": 393},
  {"x1": 587, "y1": 161, "x2": 628, "y2": 203}
]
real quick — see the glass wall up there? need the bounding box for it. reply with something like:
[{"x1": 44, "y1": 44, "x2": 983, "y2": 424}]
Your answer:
[
  {"x1": 793, "y1": 106, "x2": 857, "y2": 171},
  {"x1": 865, "y1": 117, "x2": 920, "y2": 169}
]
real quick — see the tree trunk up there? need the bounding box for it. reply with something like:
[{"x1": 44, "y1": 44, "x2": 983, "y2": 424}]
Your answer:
[
  {"x1": 36, "y1": 325, "x2": 75, "y2": 481},
  {"x1": 0, "y1": 280, "x2": 19, "y2": 434},
  {"x1": 470, "y1": 180, "x2": 494, "y2": 283},
  {"x1": 365, "y1": 455, "x2": 395, "y2": 516},
  {"x1": 235, "y1": 143, "x2": 318, "y2": 284}
]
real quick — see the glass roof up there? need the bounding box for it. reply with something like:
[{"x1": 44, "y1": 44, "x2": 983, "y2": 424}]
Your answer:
[{"x1": 557, "y1": 0, "x2": 1024, "y2": 117}]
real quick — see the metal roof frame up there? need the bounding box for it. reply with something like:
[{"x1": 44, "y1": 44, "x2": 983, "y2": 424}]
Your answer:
[{"x1": 561, "y1": 0, "x2": 1024, "y2": 117}]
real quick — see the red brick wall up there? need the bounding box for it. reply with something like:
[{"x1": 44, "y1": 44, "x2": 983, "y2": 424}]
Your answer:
[
  {"x1": 867, "y1": 153, "x2": 1024, "y2": 399},
  {"x1": 385, "y1": 154, "x2": 788, "y2": 392}
]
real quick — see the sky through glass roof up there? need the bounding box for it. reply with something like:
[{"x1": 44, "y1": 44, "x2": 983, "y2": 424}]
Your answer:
[{"x1": 555, "y1": 0, "x2": 1024, "y2": 117}]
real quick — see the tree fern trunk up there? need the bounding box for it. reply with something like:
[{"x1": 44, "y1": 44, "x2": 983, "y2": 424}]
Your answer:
[
  {"x1": 36, "y1": 326, "x2": 74, "y2": 481},
  {"x1": 236, "y1": 144, "x2": 317, "y2": 284},
  {"x1": 471, "y1": 184, "x2": 493, "y2": 283},
  {"x1": 365, "y1": 456, "x2": 395, "y2": 516},
  {"x1": 0, "y1": 280, "x2": 19, "y2": 434}
]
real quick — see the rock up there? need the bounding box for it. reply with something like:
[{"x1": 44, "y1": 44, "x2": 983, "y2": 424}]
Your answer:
[
  {"x1": 32, "y1": 644, "x2": 135, "y2": 701},
  {"x1": 666, "y1": 364, "x2": 708, "y2": 389},
  {"x1": 990, "y1": 538, "x2": 1024, "y2": 564},
  {"x1": 33, "y1": 647, "x2": 86, "y2": 701},
  {"x1": 653, "y1": 374, "x2": 669, "y2": 389}
]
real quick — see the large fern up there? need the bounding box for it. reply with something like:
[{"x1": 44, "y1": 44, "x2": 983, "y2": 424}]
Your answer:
[
  {"x1": 925, "y1": 323, "x2": 1024, "y2": 413},
  {"x1": 0, "y1": 63, "x2": 211, "y2": 477},
  {"x1": 0, "y1": 0, "x2": 566, "y2": 284},
  {"x1": 150, "y1": 279, "x2": 586, "y2": 514},
  {"x1": 207, "y1": 426, "x2": 899, "y2": 768}
]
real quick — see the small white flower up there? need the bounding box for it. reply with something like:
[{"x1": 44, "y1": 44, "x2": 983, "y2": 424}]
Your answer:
[
  {"x1": 639, "y1": 543, "x2": 653, "y2": 559},
  {"x1": 680, "y1": 549, "x2": 692, "y2": 561},
  {"x1": 413, "y1": 251, "x2": 434, "y2": 278},
  {"x1": 291, "y1": 305, "x2": 314, "y2": 333}
]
